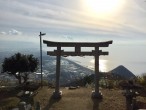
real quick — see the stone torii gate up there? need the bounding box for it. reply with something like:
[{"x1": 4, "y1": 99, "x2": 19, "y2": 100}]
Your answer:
[{"x1": 43, "y1": 40, "x2": 113, "y2": 98}]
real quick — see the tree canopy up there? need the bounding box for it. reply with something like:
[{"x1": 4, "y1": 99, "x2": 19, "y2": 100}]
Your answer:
[{"x1": 2, "y1": 53, "x2": 39, "y2": 84}]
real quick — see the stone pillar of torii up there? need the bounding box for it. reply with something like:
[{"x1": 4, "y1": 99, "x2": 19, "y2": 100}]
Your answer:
[{"x1": 43, "y1": 40, "x2": 113, "y2": 99}]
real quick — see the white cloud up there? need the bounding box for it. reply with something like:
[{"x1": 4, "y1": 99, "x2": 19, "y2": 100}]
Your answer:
[
  {"x1": 63, "y1": 35, "x2": 73, "y2": 41},
  {"x1": 0, "y1": 29, "x2": 22, "y2": 36},
  {"x1": 0, "y1": 32, "x2": 7, "y2": 35},
  {"x1": 0, "y1": 0, "x2": 146, "y2": 41},
  {"x1": 8, "y1": 29, "x2": 22, "y2": 35}
]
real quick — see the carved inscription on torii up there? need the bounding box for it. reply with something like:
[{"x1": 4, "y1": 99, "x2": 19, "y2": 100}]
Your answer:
[{"x1": 43, "y1": 40, "x2": 113, "y2": 98}]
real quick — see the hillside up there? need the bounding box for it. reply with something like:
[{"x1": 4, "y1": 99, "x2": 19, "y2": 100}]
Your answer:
[
  {"x1": 42, "y1": 55, "x2": 94, "y2": 85},
  {"x1": 0, "y1": 51, "x2": 136, "y2": 85},
  {"x1": 69, "y1": 65, "x2": 137, "y2": 87},
  {"x1": 0, "y1": 51, "x2": 94, "y2": 85},
  {"x1": 109, "y1": 65, "x2": 136, "y2": 80}
]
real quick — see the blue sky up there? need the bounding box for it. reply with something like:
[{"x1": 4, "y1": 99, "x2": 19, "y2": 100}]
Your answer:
[{"x1": 0, "y1": 0, "x2": 146, "y2": 75}]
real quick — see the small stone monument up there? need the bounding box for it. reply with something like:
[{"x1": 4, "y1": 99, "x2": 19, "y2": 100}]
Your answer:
[{"x1": 120, "y1": 80, "x2": 143, "y2": 110}]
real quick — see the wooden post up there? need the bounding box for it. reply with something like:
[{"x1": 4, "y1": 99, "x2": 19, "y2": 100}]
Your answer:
[
  {"x1": 95, "y1": 47, "x2": 99, "y2": 93},
  {"x1": 53, "y1": 46, "x2": 62, "y2": 98},
  {"x1": 92, "y1": 47, "x2": 102, "y2": 98}
]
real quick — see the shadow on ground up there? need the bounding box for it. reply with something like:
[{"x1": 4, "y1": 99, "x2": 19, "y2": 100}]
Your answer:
[
  {"x1": 92, "y1": 98, "x2": 102, "y2": 110},
  {"x1": 19, "y1": 95, "x2": 34, "y2": 105},
  {"x1": 0, "y1": 87, "x2": 19, "y2": 99},
  {"x1": 43, "y1": 95, "x2": 61, "y2": 110},
  {"x1": 137, "y1": 101, "x2": 146, "y2": 109}
]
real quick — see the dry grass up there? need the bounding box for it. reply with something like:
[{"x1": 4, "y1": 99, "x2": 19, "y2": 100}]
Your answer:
[
  {"x1": 0, "y1": 87, "x2": 20, "y2": 109},
  {"x1": 0, "y1": 97, "x2": 20, "y2": 109},
  {"x1": 33, "y1": 87, "x2": 127, "y2": 110},
  {"x1": 0, "y1": 87, "x2": 146, "y2": 110}
]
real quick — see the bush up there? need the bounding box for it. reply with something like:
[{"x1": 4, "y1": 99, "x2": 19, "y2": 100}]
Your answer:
[{"x1": 136, "y1": 73, "x2": 146, "y2": 88}]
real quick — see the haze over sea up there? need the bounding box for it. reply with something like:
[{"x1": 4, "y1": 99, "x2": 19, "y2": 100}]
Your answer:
[{"x1": 0, "y1": 0, "x2": 146, "y2": 75}]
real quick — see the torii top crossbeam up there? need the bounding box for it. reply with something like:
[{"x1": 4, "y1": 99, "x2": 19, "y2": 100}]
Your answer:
[
  {"x1": 43, "y1": 40, "x2": 113, "y2": 56},
  {"x1": 43, "y1": 40, "x2": 113, "y2": 47}
]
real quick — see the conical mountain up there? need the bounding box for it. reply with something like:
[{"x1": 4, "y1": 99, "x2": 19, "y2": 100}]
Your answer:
[{"x1": 109, "y1": 65, "x2": 135, "y2": 80}]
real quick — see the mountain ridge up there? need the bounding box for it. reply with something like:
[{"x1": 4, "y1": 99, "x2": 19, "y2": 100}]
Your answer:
[{"x1": 109, "y1": 65, "x2": 136, "y2": 80}]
